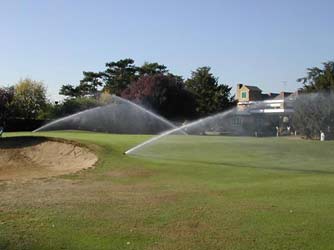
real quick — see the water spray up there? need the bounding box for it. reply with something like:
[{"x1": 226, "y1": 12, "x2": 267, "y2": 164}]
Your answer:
[
  {"x1": 124, "y1": 108, "x2": 236, "y2": 155},
  {"x1": 33, "y1": 95, "x2": 183, "y2": 135}
]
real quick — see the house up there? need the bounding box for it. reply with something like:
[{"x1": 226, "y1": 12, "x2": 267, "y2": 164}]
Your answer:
[
  {"x1": 236, "y1": 84, "x2": 295, "y2": 114},
  {"x1": 236, "y1": 84, "x2": 263, "y2": 102},
  {"x1": 222, "y1": 84, "x2": 298, "y2": 136},
  {"x1": 201, "y1": 84, "x2": 298, "y2": 136}
]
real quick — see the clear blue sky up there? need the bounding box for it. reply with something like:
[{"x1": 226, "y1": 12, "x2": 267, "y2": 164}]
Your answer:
[{"x1": 1, "y1": 0, "x2": 333, "y2": 100}]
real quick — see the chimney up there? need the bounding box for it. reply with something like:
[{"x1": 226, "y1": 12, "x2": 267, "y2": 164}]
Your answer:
[{"x1": 236, "y1": 84, "x2": 243, "y2": 101}]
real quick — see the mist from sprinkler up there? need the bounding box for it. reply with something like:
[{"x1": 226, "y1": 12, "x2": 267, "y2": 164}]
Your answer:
[{"x1": 34, "y1": 95, "x2": 183, "y2": 135}]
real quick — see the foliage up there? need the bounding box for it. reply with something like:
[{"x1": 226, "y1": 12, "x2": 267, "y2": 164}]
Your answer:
[
  {"x1": 138, "y1": 62, "x2": 168, "y2": 76},
  {"x1": 80, "y1": 71, "x2": 104, "y2": 95},
  {"x1": 0, "y1": 86, "x2": 14, "y2": 125},
  {"x1": 59, "y1": 84, "x2": 82, "y2": 98},
  {"x1": 103, "y1": 58, "x2": 138, "y2": 95},
  {"x1": 59, "y1": 59, "x2": 171, "y2": 98},
  {"x1": 58, "y1": 62, "x2": 235, "y2": 118},
  {"x1": 185, "y1": 67, "x2": 234, "y2": 116},
  {"x1": 292, "y1": 92, "x2": 334, "y2": 139},
  {"x1": 298, "y1": 61, "x2": 334, "y2": 93},
  {"x1": 52, "y1": 97, "x2": 101, "y2": 118},
  {"x1": 12, "y1": 78, "x2": 47, "y2": 119},
  {"x1": 121, "y1": 74, "x2": 197, "y2": 119},
  {"x1": 59, "y1": 72, "x2": 104, "y2": 98}
]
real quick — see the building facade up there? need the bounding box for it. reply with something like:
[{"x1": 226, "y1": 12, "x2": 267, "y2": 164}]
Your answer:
[{"x1": 224, "y1": 84, "x2": 297, "y2": 136}]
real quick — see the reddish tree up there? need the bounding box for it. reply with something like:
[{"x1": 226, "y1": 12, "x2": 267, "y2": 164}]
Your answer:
[{"x1": 121, "y1": 74, "x2": 196, "y2": 119}]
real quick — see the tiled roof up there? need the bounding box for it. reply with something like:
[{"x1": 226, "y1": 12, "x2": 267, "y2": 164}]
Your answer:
[
  {"x1": 244, "y1": 85, "x2": 262, "y2": 91},
  {"x1": 261, "y1": 93, "x2": 279, "y2": 100}
]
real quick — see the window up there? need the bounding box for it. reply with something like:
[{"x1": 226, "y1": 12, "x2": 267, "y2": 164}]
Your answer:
[
  {"x1": 241, "y1": 92, "x2": 247, "y2": 98},
  {"x1": 232, "y1": 116, "x2": 242, "y2": 126}
]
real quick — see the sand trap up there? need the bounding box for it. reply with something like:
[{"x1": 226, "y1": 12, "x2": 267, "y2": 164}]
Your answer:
[{"x1": 0, "y1": 137, "x2": 98, "y2": 181}]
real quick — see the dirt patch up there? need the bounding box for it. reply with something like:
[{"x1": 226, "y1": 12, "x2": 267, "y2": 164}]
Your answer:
[{"x1": 0, "y1": 137, "x2": 98, "y2": 181}]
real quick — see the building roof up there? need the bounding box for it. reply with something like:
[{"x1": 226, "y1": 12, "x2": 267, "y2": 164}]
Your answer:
[
  {"x1": 244, "y1": 85, "x2": 262, "y2": 92},
  {"x1": 273, "y1": 92, "x2": 293, "y2": 100},
  {"x1": 261, "y1": 93, "x2": 279, "y2": 100}
]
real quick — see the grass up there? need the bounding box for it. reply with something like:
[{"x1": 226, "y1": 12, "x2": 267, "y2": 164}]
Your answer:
[{"x1": 1, "y1": 131, "x2": 334, "y2": 249}]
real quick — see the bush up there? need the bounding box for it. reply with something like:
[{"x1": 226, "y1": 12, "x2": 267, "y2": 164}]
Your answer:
[
  {"x1": 52, "y1": 97, "x2": 101, "y2": 118},
  {"x1": 12, "y1": 78, "x2": 47, "y2": 119}
]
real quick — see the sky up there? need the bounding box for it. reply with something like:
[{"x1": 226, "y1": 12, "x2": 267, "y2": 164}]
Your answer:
[{"x1": 1, "y1": 0, "x2": 333, "y2": 101}]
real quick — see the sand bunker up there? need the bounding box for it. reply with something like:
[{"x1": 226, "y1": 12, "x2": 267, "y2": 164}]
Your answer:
[{"x1": 0, "y1": 137, "x2": 98, "y2": 181}]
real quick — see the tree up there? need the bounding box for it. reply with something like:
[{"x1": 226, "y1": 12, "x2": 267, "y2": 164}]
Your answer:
[
  {"x1": 0, "y1": 86, "x2": 14, "y2": 125},
  {"x1": 59, "y1": 59, "x2": 137, "y2": 98},
  {"x1": 79, "y1": 71, "x2": 104, "y2": 96},
  {"x1": 12, "y1": 78, "x2": 47, "y2": 119},
  {"x1": 103, "y1": 58, "x2": 138, "y2": 95},
  {"x1": 56, "y1": 97, "x2": 100, "y2": 117},
  {"x1": 122, "y1": 74, "x2": 197, "y2": 119},
  {"x1": 59, "y1": 84, "x2": 82, "y2": 98},
  {"x1": 138, "y1": 62, "x2": 168, "y2": 76},
  {"x1": 185, "y1": 67, "x2": 234, "y2": 116},
  {"x1": 298, "y1": 61, "x2": 334, "y2": 93},
  {"x1": 59, "y1": 72, "x2": 104, "y2": 98},
  {"x1": 293, "y1": 61, "x2": 334, "y2": 139},
  {"x1": 59, "y1": 59, "x2": 175, "y2": 98},
  {"x1": 293, "y1": 92, "x2": 334, "y2": 139}
]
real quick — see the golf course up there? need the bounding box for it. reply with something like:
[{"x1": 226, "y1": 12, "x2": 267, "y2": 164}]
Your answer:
[{"x1": 1, "y1": 131, "x2": 334, "y2": 250}]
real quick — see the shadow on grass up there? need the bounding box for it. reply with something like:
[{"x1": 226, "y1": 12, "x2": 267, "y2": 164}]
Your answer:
[
  {"x1": 0, "y1": 136, "x2": 48, "y2": 149},
  {"x1": 209, "y1": 160, "x2": 334, "y2": 175},
  {"x1": 135, "y1": 155, "x2": 334, "y2": 175}
]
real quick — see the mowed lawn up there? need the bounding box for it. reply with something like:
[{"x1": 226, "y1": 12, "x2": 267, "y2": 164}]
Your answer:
[{"x1": 1, "y1": 131, "x2": 334, "y2": 250}]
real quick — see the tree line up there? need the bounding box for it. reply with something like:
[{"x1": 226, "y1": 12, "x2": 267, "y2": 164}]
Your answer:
[
  {"x1": 59, "y1": 58, "x2": 235, "y2": 119},
  {"x1": 1, "y1": 59, "x2": 333, "y2": 139},
  {"x1": 0, "y1": 59, "x2": 236, "y2": 129}
]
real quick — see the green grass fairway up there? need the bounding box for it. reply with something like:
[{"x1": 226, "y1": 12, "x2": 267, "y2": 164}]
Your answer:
[{"x1": 1, "y1": 131, "x2": 334, "y2": 250}]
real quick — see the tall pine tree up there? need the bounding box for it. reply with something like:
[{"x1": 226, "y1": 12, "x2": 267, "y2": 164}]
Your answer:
[{"x1": 185, "y1": 67, "x2": 234, "y2": 116}]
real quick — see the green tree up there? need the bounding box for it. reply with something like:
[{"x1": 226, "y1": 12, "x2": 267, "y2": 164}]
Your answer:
[
  {"x1": 103, "y1": 58, "x2": 138, "y2": 95},
  {"x1": 12, "y1": 78, "x2": 47, "y2": 119},
  {"x1": 59, "y1": 59, "x2": 173, "y2": 98},
  {"x1": 298, "y1": 61, "x2": 334, "y2": 93},
  {"x1": 59, "y1": 72, "x2": 104, "y2": 98},
  {"x1": 293, "y1": 93, "x2": 334, "y2": 139},
  {"x1": 59, "y1": 84, "x2": 82, "y2": 98},
  {"x1": 0, "y1": 86, "x2": 14, "y2": 125},
  {"x1": 79, "y1": 71, "x2": 104, "y2": 96},
  {"x1": 138, "y1": 62, "x2": 168, "y2": 76},
  {"x1": 55, "y1": 97, "x2": 100, "y2": 117},
  {"x1": 294, "y1": 61, "x2": 334, "y2": 139},
  {"x1": 185, "y1": 67, "x2": 234, "y2": 116}
]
